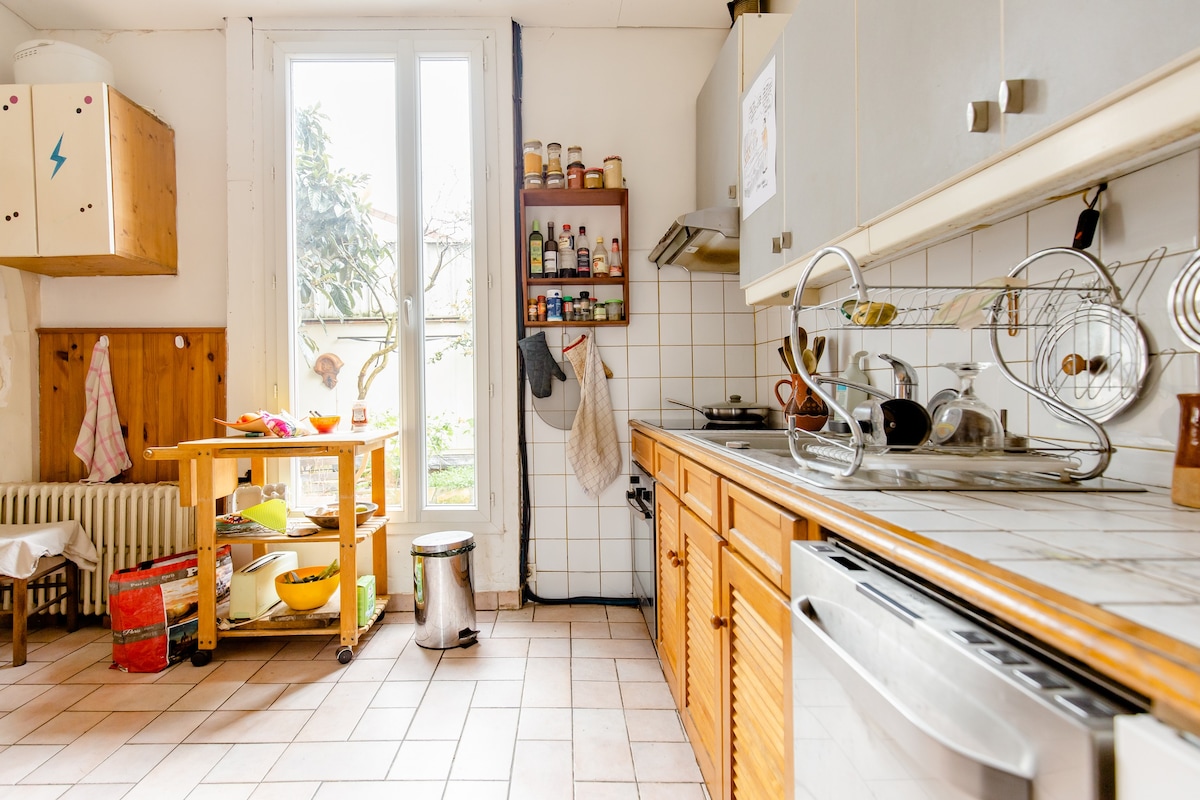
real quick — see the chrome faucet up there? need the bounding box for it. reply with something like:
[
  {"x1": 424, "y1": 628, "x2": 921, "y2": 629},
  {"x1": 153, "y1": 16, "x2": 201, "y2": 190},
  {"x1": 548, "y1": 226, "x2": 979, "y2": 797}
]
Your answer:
[{"x1": 878, "y1": 354, "x2": 918, "y2": 401}]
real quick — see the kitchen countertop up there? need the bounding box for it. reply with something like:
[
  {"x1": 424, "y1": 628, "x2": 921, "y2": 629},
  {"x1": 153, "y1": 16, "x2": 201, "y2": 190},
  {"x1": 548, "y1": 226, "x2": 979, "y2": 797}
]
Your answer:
[{"x1": 632, "y1": 421, "x2": 1200, "y2": 733}]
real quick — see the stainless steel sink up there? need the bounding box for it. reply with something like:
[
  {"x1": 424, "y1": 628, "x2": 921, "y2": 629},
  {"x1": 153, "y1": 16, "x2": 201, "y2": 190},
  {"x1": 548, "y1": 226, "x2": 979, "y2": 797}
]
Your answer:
[{"x1": 675, "y1": 429, "x2": 1144, "y2": 492}]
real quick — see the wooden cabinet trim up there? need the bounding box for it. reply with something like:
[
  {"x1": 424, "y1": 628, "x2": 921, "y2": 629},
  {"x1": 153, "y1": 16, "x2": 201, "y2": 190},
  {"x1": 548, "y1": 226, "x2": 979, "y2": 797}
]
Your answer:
[{"x1": 680, "y1": 456, "x2": 721, "y2": 531}]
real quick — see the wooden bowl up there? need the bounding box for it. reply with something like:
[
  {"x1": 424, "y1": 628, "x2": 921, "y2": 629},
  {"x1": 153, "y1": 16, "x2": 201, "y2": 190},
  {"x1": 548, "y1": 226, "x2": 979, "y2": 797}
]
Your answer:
[{"x1": 303, "y1": 501, "x2": 378, "y2": 529}]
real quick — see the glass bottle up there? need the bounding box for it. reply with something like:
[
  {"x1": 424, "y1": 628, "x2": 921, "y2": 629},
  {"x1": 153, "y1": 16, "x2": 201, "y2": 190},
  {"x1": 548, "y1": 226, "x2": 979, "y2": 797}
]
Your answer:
[
  {"x1": 544, "y1": 221, "x2": 559, "y2": 278},
  {"x1": 576, "y1": 226, "x2": 591, "y2": 278},
  {"x1": 592, "y1": 236, "x2": 609, "y2": 276},
  {"x1": 537, "y1": 295, "x2": 547, "y2": 321},
  {"x1": 528, "y1": 220, "x2": 543, "y2": 277},
  {"x1": 527, "y1": 297, "x2": 538, "y2": 321},
  {"x1": 609, "y1": 238, "x2": 623, "y2": 277},
  {"x1": 559, "y1": 224, "x2": 576, "y2": 278},
  {"x1": 563, "y1": 295, "x2": 574, "y2": 319},
  {"x1": 577, "y1": 291, "x2": 591, "y2": 320}
]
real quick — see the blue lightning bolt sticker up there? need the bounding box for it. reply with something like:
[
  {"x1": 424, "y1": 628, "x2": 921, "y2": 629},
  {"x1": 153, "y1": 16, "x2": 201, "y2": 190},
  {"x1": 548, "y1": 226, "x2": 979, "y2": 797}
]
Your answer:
[{"x1": 49, "y1": 133, "x2": 66, "y2": 178}]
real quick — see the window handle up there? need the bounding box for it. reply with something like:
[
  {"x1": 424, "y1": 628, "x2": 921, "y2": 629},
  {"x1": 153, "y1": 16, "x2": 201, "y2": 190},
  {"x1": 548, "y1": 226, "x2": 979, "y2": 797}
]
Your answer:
[{"x1": 404, "y1": 295, "x2": 413, "y2": 326}]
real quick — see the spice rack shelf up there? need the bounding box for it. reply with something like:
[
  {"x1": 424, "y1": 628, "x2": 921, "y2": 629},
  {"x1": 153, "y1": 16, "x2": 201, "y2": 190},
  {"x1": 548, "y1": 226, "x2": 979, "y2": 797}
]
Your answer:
[{"x1": 520, "y1": 188, "x2": 629, "y2": 327}]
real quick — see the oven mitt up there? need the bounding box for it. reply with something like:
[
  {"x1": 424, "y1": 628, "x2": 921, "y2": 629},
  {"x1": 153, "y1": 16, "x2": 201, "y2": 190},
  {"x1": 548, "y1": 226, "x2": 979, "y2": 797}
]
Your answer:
[{"x1": 518, "y1": 331, "x2": 567, "y2": 398}]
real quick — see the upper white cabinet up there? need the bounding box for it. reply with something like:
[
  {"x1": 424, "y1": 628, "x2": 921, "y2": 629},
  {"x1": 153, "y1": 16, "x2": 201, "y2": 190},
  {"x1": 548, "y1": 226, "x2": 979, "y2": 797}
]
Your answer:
[
  {"x1": 0, "y1": 85, "x2": 38, "y2": 256},
  {"x1": 1002, "y1": 0, "x2": 1200, "y2": 146},
  {"x1": 0, "y1": 83, "x2": 177, "y2": 277},
  {"x1": 739, "y1": 1, "x2": 856, "y2": 289},
  {"x1": 695, "y1": 13, "x2": 789, "y2": 212},
  {"x1": 857, "y1": 0, "x2": 1001, "y2": 224}
]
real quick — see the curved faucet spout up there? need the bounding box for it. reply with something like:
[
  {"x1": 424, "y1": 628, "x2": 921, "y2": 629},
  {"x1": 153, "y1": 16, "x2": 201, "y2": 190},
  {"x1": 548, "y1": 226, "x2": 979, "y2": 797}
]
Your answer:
[{"x1": 878, "y1": 353, "x2": 919, "y2": 401}]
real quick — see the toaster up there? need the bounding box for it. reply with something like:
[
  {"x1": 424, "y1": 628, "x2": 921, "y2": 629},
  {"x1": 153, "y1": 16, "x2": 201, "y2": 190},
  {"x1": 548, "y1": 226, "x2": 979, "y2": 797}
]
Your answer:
[{"x1": 229, "y1": 550, "x2": 298, "y2": 619}]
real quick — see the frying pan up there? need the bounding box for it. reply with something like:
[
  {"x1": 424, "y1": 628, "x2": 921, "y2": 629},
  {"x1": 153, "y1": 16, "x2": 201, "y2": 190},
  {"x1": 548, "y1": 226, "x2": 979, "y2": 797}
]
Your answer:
[{"x1": 667, "y1": 396, "x2": 769, "y2": 422}]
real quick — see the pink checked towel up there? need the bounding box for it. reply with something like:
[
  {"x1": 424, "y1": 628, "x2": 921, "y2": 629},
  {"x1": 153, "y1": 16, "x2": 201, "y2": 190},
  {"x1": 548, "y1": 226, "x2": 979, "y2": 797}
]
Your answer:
[
  {"x1": 563, "y1": 334, "x2": 621, "y2": 497},
  {"x1": 73, "y1": 340, "x2": 132, "y2": 483}
]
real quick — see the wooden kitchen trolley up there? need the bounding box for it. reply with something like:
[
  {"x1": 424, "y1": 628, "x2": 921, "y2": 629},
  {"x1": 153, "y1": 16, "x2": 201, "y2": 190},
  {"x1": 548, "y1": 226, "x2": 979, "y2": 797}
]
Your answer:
[{"x1": 145, "y1": 430, "x2": 395, "y2": 664}]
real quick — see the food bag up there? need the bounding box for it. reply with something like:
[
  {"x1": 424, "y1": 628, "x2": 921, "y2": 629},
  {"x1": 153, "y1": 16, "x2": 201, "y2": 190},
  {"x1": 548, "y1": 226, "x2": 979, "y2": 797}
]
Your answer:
[{"x1": 109, "y1": 546, "x2": 233, "y2": 672}]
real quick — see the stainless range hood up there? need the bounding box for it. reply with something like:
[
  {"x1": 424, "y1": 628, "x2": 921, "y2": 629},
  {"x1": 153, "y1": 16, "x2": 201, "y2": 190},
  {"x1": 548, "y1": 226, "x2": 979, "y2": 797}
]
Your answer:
[{"x1": 648, "y1": 206, "x2": 740, "y2": 273}]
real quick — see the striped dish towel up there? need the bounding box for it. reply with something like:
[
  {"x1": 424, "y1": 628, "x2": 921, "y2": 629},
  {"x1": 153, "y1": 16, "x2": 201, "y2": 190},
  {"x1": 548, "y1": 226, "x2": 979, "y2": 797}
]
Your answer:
[
  {"x1": 73, "y1": 340, "x2": 132, "y2": 483},
  {"x1": 563, "y1": 334, "x2": 621, "y2": 497}
]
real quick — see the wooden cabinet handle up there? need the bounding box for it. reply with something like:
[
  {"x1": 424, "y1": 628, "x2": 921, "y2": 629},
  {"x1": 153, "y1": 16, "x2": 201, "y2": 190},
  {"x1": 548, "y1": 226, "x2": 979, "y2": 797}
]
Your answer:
[
  {"x1": 670, "y1": 556, "x2": 682, "y2": 568},
  {"x1": 711, "y1": 615, "x2": 727, "y2": 629},
  {"x1": 666, "y1": 550, "x2": 681, "y2": 568}
]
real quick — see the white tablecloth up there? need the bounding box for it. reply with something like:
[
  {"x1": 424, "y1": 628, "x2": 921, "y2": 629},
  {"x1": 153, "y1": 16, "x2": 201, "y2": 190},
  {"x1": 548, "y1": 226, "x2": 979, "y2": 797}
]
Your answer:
[{"x1": 0, "y1": 522, "x2": 100, "y2": 580}]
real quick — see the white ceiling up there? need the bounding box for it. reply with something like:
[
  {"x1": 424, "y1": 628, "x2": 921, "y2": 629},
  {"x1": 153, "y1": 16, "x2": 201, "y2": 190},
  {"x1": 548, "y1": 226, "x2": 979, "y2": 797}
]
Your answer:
[{"x1": 1, "y1": 0, "x2": 735, "y2": 31}]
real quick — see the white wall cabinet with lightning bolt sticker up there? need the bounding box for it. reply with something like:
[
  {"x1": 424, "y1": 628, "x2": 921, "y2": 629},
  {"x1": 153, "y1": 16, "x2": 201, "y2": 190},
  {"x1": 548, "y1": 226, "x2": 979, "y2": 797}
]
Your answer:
[{"x1": 0, "y1": 82, "x2": 177, "y2": 276}]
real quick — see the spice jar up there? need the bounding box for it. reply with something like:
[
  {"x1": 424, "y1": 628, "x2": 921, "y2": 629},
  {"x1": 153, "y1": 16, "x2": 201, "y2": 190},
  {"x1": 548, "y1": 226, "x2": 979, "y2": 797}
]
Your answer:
[
  {"x1": 607, "y1": 298, "x2": 624, "y2": 320},
  {"x1": 603, "y1": 155, "x2": 623, "y2": 189},
  {"x1": 592, "y1": 300, "x2": 609, "y2": 321},
  {"x1": 546, "y1": 142, "x2": 562, "y2": 173},
  {"x1": 523, "y1": 140, "x2": 543, "y2": 178},
  {"x1": 527, "y1": 297, "x2": 538, "y2": 321},
  {"x1": 567, "y1": 145, "x2": 583, "y2": 165},
  {"x1": 577, "y1": 291, "x2": 591, "y2": 320},
  {"x1": 567, "y1": 163, "x2": 585, "y2": 189},
  {"x1": 523, "y1": 173, "x2": 543, "y2": 190},
  {"x1": 563, "y1": 295, "x2": 574, "y2": 320},
  {"x1": 545, "y1": 170, "x2": 565, "y2": 189},
  {"x1": 537, "y1": 295, "x2": 547, "y2": 321},
  {"x1": 584, "y1": 168, "x2": 604, "y2": 189}
]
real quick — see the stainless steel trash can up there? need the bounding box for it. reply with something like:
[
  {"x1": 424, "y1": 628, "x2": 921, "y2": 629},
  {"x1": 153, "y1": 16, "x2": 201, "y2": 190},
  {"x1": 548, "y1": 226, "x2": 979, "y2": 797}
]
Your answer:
[{"x1": 412, "y1": 530, "x2": 478, "y2": 649}]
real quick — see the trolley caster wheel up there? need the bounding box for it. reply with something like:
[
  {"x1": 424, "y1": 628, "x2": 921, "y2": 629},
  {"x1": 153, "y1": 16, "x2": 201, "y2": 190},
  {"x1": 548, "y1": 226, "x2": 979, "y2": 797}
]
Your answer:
[
  {"x1": 191, "y1": 650, "x2": 213, "y2": 667},
  {"x1": 336, "y1": 647, "x2": 353, "y2": 664}
]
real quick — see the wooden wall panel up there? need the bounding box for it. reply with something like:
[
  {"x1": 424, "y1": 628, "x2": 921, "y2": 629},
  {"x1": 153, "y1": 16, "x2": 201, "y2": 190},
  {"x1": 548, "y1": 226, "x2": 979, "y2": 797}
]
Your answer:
[{"x1": 38, "y1": 328, "x2": 226, "y2": 483}]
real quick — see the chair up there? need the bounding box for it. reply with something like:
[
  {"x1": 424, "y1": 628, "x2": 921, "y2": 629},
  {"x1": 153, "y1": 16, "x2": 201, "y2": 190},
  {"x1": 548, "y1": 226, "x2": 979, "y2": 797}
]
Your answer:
[{"x1": 1, "y1": 556, "x2": 79, "y2": 666}]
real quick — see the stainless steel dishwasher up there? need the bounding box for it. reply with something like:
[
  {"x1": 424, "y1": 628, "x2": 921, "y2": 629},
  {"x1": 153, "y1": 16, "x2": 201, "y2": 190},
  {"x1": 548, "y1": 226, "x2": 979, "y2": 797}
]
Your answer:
[{"x1": 791, "y1": 539, "x2": 1139, "y2": 800}]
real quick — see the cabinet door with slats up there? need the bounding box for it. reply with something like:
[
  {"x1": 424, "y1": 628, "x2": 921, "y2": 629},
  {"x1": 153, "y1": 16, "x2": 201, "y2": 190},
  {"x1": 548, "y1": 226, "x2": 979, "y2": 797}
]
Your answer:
[
  {"x1": 0, "y1": 84, "x2": 38, "y2": 256},
  {"x1": 681, "y1": 506, "x2": 725, "y2": 796},
  {"x1": 656, "y1": 488, "x2": 684, "y2": 704},
  {"x1": 721, "y1": 547, "x2": 793, "y2": 800}
]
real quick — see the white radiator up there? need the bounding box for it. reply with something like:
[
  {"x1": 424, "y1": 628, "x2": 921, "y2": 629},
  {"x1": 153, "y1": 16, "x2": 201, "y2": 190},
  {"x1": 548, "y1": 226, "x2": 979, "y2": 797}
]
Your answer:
[{"x1": 0, "y1": 482, "x2": 195, "y2": 615}]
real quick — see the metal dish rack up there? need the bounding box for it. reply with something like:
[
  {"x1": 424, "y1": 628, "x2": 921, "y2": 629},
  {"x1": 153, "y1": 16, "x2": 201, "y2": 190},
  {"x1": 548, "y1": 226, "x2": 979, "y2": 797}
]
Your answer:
[{"x1": 785, "y1": 246, "x2": 1139, "y2": 482}]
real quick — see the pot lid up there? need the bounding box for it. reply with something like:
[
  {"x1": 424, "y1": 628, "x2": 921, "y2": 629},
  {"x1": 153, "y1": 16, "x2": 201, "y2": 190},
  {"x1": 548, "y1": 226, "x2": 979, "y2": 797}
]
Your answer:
[{"x1": 706, "y1": 394, "x2": 767, "y2": 410}]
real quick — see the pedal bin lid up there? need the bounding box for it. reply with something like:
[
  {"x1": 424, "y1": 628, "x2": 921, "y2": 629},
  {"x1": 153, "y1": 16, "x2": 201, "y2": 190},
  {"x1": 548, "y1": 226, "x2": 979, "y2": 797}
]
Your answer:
[{"x1": 412, "y1": 530, "x2": 475, "y2": 556}]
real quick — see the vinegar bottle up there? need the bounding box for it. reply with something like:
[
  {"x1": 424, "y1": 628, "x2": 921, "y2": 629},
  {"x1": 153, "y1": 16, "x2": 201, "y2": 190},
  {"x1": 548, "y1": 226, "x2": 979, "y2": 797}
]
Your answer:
[
  {"x1": 592, "y1": 236, "x2": 609, "y2": 276},
  {"x1": 559, "y1": 224, "x2": 576, "y2": 278},
  {"x1": 609, "y1": 238, "x2": 623, "y2": 277},
  {"x1": 544, "y1": 221, "x2": 559, "y2": 278},
  {"x1": 576, "y1": 226, "x2": 591, "y2": 278}
]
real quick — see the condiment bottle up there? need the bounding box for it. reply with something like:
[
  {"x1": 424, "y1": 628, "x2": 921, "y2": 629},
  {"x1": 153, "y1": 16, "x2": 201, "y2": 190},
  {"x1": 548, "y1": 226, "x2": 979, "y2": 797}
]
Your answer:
[
  {"x1": 544, "y1": 221, "x2": 559, "y2": 278},
  {"x1": 593, "y1": 300, "x2": 608, "y2": 321},
  {"x1": 576, "y1": 226, "x2": 591, "y2": 278},
  {"x1": 577, "y1": 291, "x2": 591, "y2": 320},
  {"x1": 609, "y1": 238, "x2": 623, "y2": 277},
  {"x1": 537, "y1": 295, "x2": 547, "y2": 321},
  {"x1": 352, "y1": 400, "x2": 369, "y2": 432},
  {"x1": 559, "y1": 224, "x2": 576, "y2": 278},
  {"x1": 592, "y1": 236, "x2": 609, "y2": 276},
  {"x1": 527, "y1": 297, "x2": 538, "y2": 321},
  {"x1": 528, "y1": 220, "x2": 543, "y2": 277},
  {"x1": 564, "y1": 295, "x2": 574, "y2": 319}
]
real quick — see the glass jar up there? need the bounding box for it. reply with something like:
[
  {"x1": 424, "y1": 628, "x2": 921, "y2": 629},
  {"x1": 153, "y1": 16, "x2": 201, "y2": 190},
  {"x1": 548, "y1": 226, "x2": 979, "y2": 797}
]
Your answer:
[
  {"x1": 607, "y1": 298, "x2": 624, "y2": 320},
  {"x1": 546, "y1": 142, "x2": 562, "y2": 174},
  {"x1": 545, "y1": 170, "x2": 566, "y2": 189},
  {"x1": 577, "y1": 291, "x2": 591, "y2": 320},
  {"x1": 603, "y1": 155, "x2": 623, "y2": 189},
  {"x1": 567, "y1": 145, "x2": 583, "y2": 166},
  {"x1": 592, "y1": 301, "x2": 608, "y2": 321},
  {"x1": 563, "y1": 295, "x2": 574, "y2": 319},
  {"x1": 527, "y1": 297, "x2": 538, "y2": 321},
  {"x1": 567, "y1": 163, "x2": 585, "y2": 189},
  {"x1": 523, "y1": 140, "x2": 543, "y2": 178},
  {"x1": 584, "y1": 168, "x2": 604, "y2": 189},
  {"x1": 523, "y1": 172, "x2": 543, "y2": 190}
]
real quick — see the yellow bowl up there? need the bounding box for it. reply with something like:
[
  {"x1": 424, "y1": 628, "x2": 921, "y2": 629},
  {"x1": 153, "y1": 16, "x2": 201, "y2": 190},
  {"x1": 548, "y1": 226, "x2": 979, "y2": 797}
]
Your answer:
[
  {"x1": 275, "y1": 566, "x2": 340, "y2": 612},
  {"x1": 841, "y1": 299, "x2": 897, "y2": 327},
  {"x1": 308, "y1": 415, "x2": 341, "y2": 434}
]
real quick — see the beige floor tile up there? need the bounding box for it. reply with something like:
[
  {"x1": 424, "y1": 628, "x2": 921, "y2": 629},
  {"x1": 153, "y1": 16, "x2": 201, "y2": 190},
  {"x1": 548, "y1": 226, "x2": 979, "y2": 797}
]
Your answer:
[
  {"x1": 521, "y1": 657, "x2": 571, "y2": 708},
  {"x1": 573, "y1": 680, "x2": 623, "y2": 709},
  {"x1": 349, "y1": 706, "x2": 415, "y2": 740},
  {"x1": 170, "y1": 661, "x2": 267, "y2": 712},
  {"x1": 517, "y1": 707, "x2": 573, "y2": 741},
  {"x1": 527, "y1": 638, "x2": 571, "y2": 658},
  {"x1": 625, "y1": 708, "x2": 687, "y2": 742},
  {"x1": 442, "y1": 781, "x2": 509, "y2": 800},
  {"x1": 449, "y1": 707, "x2": 519, "y2": 780},
  {"x1": 610, "y1": 622, "x2": 651, "y2": 640},
  {"x1": 248, "y1": 661, "x2": 343, "y2": 685},
  {"x1": 384, "y1": 643, "x2": 441, "y2": 682},
  {"x1": 187, "y1": 784, "x2": 256, "y2": 800},
  {"x1": 19, "y1": 710, "x2": 108, "y2": 744},
  {"x1": 17, "y1": 643, "x2": 111, "y2": 686},
  {"x1": 0, "y1": 659, "x2": 57, "y2": 686},
  {"x1": 270, "y1": 682, "x2": 335, "y2": 710},
  {"x1": 61, "y1": 784, "x2": 138, "y2": 799},
  {"x1": 615, "y1": 658, "x2": 667, "y2": 683},
  {"x1": 354, "y1": 625, "x2": 414, "y2": 660},
  {"x1": 248, "y1": 780, "x2": 321, "y2": 799},
  {"x1": 221, "y1": 683, "x2": 288, "y2": 711},
  {"x1": 638, "y1": 783, "x2": 709, "y2": 800},
  {"x1": 432, "y1": 656, "x2": 526, "y2": 682},
  {"x1": 201, "y1": 742, "x2": 287, "y2": 783},
  {"x1": 573, "y1": 708, "x2": 634, "y2": 782},
  {"x1": 570, "y1": 622, "x2": 612, "y2": 638},
  {"x1": 294, "y1": 682, "x2": 377, "y2": 742},
  {"x1": 352, "y1": 781, "x2": 443, "y2": 799},
  {"x1": 23, "y1": 711, "x2": 159, "y2": 783},
  {"x1": 0, "y1": 744, "x2": 62, "y2": 784},
  {"x1": 368, "y1": 681, "x2": 427, "y2": 708},
  {"x1": 0, "y1": 684, "x2": 51, "y2": 712},
  {"x1": 441, "y1": 637, "x2": 528, "y2": 658},
  {"x1": 407, "y1": 680, "x2": 474, "y2": 740},
  {"x1": 533, "y1": 605, "x2": 609, "y2": 622},
  {"x1": 185, "y1": 709, "x2": 312, "y2": 744},
  {"x1": 274, "y1": 639, "x2": 331, "y2": 661},
  {"x1": 471, "y1": 680, "x2": 524, "y2": 707},
  {"x1": 605, "y1": 607, "x2": 647, "y2": 624},
  {"x1": 387, "y1": 739, "x2": 457, "y2": 780},
  {"x1": 78, "y1": 743, "x2": 174, "y2": 784},
  {"x1": 574, "y1": 782, "x2": 641, "y2": 800},
  {"x1": 490, "y1": 621, "x2": 571, "y2": 638},
  {"x1": 572, "y1": 657, "x2": 617, "y2": 682},
  {"x1": 335, "y1": 658, "x2": 393, "y2": 682},
  {"x1": 572, "y1": 639, "x2": 656, "y2": 659},
  {"x1": 70, "y1": 683, "x2": 192, "y2": 712},
  {"x1": 209, "y1": 640, "x2": 286, "y2": 661},
  {"x1": 65, "y1": 663, "x2": 164, "y2": 684},
  {"x1": 631, "y1": 741, "x2": 704, "y2": 783},
  {"x1": 620, "y1": 681, "x2": 676, "y2": 710},
  {"x1": 264, "y1": 740, "x2": 399, "y2": 782},
  {"x1": 23, "y1": 629, "x2": 108, "y2": 663},
  {"x1": 151, "y1": 659, "x2": 223, "y2": 685},
  {"x1": 128, "y1": 710, "x2": 211, "y2": 744},
  {"x1": 495, "y1": 607, "x2": 535, "y2": 622},
  {"x1": 0, "y1": 685, "x2": 96, "y2": 744},
  {"x1": 510, "y1": 739, "x2": 573, "y2": 798}
]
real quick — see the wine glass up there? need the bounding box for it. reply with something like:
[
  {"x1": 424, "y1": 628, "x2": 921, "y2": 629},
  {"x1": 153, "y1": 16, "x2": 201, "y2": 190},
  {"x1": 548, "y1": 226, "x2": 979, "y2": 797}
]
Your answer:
[{"x1": 931, "y1": 362, "x2": 1004, "y2": 453}]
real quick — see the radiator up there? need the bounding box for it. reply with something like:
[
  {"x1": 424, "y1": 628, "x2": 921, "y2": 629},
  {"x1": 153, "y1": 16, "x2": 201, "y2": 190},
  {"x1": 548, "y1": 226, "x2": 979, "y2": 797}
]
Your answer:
[{"x1": 0, "y1": 482, "x2": 195, "y2": 615}]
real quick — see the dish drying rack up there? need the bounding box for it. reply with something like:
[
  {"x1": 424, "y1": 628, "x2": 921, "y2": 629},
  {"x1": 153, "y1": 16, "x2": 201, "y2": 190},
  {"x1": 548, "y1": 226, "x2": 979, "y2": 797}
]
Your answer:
[{"x1": 785, "y1": 246, "x2": 1143, "y2": 482}]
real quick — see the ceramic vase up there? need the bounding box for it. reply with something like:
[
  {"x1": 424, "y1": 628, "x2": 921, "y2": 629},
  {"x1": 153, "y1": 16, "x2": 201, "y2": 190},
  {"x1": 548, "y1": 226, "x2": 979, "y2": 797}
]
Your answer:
[{"x1": 774, "y1": 374, "x2": 829, "y2": 432}]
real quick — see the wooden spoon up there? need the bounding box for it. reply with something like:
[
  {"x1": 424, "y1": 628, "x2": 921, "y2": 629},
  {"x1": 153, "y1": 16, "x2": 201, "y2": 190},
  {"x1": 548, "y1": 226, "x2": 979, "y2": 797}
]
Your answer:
[
  {"x1": 802, "y1": 349, "x2": 818, "y2": 374},
  {"x1": 812, "y1": 336, "x2": 825, "y2": 368},
  {"x1": 782, "y1": 335, "x2": 800, "y2": 373}
]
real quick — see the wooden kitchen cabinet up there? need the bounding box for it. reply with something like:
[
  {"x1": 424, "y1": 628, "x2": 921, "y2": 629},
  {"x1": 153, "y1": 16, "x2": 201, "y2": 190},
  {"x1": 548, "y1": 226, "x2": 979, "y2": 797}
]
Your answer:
[
  {"x1": 0, "y1": 83, "x2": 177, "y2": 276},
  {"x1": 681, "y1": 505, "x2": 726, "y2": 796},
  {"x1": 856, "y1": 0, "x2": 1002, "y2": 224},
  {"x1": 656, "y1": 486, "x2": 685, "y2": 705}
]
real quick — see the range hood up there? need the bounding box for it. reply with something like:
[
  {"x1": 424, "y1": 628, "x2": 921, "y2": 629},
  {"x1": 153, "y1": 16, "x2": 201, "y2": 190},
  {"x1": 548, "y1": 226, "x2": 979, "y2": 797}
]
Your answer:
[{"x1": 648, "y1": 206, "x2": 740, "y2": 273}]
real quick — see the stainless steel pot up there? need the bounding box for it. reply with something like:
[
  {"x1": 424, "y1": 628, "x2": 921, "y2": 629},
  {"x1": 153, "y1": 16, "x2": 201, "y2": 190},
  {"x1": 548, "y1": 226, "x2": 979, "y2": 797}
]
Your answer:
[{"x1": 668, "y1": 395, "x2": 769, "y2": 422}]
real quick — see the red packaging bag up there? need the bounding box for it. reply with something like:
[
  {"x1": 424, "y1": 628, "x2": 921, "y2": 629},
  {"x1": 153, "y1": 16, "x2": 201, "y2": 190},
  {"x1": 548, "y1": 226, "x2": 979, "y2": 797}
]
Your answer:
[{"x1": 109, "y1": 546, "x2": 233, "y2": 672}]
